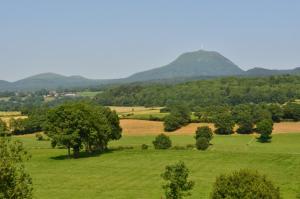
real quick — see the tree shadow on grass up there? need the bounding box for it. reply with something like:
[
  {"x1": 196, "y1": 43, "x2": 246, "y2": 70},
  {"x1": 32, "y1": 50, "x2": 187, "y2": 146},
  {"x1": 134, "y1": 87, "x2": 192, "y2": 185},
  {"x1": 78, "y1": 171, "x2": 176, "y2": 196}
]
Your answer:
[{"x1": 50, "y1": 146, "x2": 134, "y2": 160}]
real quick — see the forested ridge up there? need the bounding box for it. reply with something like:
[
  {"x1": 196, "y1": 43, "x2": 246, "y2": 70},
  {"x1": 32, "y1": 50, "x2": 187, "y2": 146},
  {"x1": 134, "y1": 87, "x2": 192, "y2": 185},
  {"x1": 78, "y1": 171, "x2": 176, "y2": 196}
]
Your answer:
[{"x1": 95, "y1": 75, "x2": 300, "y2": 108}]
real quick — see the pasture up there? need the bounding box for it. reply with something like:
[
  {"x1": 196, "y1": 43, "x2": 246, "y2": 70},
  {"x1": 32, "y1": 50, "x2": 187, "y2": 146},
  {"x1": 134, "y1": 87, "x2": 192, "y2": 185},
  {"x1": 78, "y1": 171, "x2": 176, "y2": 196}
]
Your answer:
[
  {"x1": 76, "y1": 91, "x2": 102, "y2": 98},
  {"x1": 17, "y1": 132, "x2": 300, "y2": 199},
  {"x1": 108, "y1": 106, "x2": 167, "y2": 120}
]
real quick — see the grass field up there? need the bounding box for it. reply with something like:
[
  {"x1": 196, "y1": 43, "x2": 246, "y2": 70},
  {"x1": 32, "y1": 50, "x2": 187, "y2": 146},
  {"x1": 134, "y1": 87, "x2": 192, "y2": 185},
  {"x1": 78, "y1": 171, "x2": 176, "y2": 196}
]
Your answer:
[
  {"x1": 108, "y1": 106, "x2": 167, "y2": 120},
  {"x1": 15, "y1": 132, "x2": 300, "y2": 199},
  {"x1": 77, "y1": 91, "x2": 103, "y2": 98}
]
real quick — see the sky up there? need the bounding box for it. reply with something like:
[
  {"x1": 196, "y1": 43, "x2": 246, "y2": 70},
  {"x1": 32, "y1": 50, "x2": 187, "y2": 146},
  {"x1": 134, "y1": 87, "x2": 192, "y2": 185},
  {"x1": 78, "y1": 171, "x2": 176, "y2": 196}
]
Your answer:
[{"x1": 0, "y1": 0, "x2": 300, "y2": 81}]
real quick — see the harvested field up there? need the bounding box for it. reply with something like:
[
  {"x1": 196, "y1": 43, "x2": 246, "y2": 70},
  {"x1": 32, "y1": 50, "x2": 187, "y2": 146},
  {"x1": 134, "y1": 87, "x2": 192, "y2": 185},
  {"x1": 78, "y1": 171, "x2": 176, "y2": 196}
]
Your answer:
[
  {"x1": 108, "y1": 106, "x2": 162, "y2": 114},
  {"x1": 0, "y1": 116, "x2": 28, "y2": 126},
  {"x1": 0, "y1": 111, "x2": 22, "y2": 117},
  {"x1": 120, "y1": 119, "x2": 300, "y2": 136},
  {"x1": 273, "y1": 122, "x2": 300, "y2": 133}
]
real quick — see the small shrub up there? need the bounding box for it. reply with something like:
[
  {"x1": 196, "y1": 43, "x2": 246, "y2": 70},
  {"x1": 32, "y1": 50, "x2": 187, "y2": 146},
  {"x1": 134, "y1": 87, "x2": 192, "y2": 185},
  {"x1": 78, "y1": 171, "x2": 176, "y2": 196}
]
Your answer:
[
  {"x1": 196, "y1": 137, "x2": 209, "y2": 150},
  {"x1": 141, "y1": 144, "x2": 149, "y2": 150},
  {"x1": 153, "y1": 134, "x2": 172, "y2": 149},
  {"x1": 35, "y1": 133, "x2": 44, "y2": 141},
  {"x1": 116, "y1": 146, "x2": 134, "y2": 150},
  {"x1": 172, "y1": 146, "x2": 186, "y2": 150},
  {"x1": 0, "y1": 119, "x2": 9, "y2": 137},
  {"x1": 195, "y1": 126, "x2": 213, "y2": 141},
  {"x1": 211, "y1": 169, "x2": 281, "y2": 199},
  {"x1": 186, "y1": 144, "x2": 195, "y2": 149}
]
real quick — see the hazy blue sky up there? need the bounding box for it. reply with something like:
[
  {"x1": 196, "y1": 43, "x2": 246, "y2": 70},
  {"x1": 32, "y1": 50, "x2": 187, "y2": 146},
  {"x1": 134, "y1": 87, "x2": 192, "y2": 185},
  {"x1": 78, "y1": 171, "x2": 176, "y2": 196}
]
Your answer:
[{"x1": 1, "y1": 1, "x2": 299, "y2": 81}]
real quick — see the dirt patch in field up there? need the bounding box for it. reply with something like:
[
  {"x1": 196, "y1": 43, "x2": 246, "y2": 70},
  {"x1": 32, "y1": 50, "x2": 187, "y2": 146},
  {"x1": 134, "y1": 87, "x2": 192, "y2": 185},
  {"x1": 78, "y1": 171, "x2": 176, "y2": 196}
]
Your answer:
[
  {"x1": 273, "y1": 122, "x2": 300, "y2": 134},
  {"x1": 120, "y1": 119, "x2": 300, "y2": 136}
]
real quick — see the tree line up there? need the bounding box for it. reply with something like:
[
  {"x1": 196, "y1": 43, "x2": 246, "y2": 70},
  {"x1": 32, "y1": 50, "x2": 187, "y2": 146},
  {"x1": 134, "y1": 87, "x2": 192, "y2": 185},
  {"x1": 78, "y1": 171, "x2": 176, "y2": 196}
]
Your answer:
[{"x1": 95, "y1": 75, "x2": 300, "y2": 108}]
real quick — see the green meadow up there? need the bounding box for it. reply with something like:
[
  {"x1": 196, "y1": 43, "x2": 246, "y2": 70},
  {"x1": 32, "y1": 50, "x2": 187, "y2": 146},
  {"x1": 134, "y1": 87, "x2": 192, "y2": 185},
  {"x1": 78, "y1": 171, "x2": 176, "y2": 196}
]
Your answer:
[{"x1": 17, "y1": 133, "x2": 300, "y2": 199}]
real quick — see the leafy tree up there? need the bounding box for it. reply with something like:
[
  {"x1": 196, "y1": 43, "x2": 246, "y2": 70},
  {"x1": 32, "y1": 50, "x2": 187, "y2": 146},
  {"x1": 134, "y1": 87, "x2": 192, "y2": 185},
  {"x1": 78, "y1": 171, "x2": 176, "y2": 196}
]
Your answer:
[
  {"x1": 161, "y1": 161, "x2": 194, "y2": 199},
  {"x1": 196, "y1": 137, "x2": 209, "y2": 150},
  {"x1": 214, "y1": 112, "x2": 235, "y2": 135},
  {"x1": 210, "y1": 169, "x2": 280, "y2": 199},
  {"x1": 164, "y1": 114, "x2": 182, "y2": 132},
  {"x1": 153, "y1": 134, "x2": 172, "y2": 149},
  {"x1": 44, "y1": 102, "x2": 122, "y2": 158},
  {"x1": 164, "y1": 104, "x2": 191, "y2": 132},
  {"x1": 0, "y1": 137, "x2": 33, "y2": 199},
  {"x1": 256, "y1": 119, "x2": 274, "y2": 143},
  {"x1": 0, "y1": 119, "x2": 8, "y2": 137},
  {"x1": 195, "y1": 126, "x2": 213, "y2": 141},
  {"x1": 283, "y1": 102, "x2": 300, "y2": 121},
  {"x1": 252, "y1": 106, "x2": 272, "y2": 124},
  {"x1": 267, "y1": 104, "x2": 284, "y2": 122},
  {"x1": 236, "y1": 111, "x2": 254, "y2": 134}
]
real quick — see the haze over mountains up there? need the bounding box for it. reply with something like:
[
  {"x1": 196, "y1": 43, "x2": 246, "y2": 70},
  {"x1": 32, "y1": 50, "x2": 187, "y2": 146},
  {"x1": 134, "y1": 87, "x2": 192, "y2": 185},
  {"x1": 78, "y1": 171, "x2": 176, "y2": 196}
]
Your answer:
[{"x1": 1, "y1": 50, "x2": 299, "y2": 91}]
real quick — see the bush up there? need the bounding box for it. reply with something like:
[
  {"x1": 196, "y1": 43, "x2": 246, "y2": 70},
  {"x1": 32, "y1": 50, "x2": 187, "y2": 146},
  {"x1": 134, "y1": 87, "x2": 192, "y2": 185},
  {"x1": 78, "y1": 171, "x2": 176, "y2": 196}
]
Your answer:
[
  {"x1": 0, "y1": 119, "x2": 9, "y2": 137},
  {"x1": 153, "y1": 134, "x2": 172, "y2": 149},
  {"x1": 195, "y1": 126, "x2": 213, "y2": 141},
  {"x1": 196, "y1": 137, "x2": 209, "y2": 150},
  {"x1": 186, "y1": 144, "x2": 195, "y2": 149},
  {"x1": 172, "y1": 146, "x2": 186, "y2": 150},
  {"x1": 211, "y1": 169, "x2": 281, "y2": 199},
  {"x1": 35, "y1": 133, "x2": 44, "y2": 141},
  {"x1": 0, "y1": 138, "x2": 33, "y2": 198},
  {"x1": 141, "y1": 144, "x2": 149, "y2": 150}
]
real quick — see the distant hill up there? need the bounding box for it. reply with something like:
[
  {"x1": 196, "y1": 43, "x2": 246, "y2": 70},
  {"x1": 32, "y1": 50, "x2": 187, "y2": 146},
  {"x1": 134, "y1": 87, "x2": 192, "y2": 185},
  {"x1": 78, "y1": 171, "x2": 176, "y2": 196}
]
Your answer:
[
  {"x1": 245, "y1": 67, "x2": 300, "y2": 76},
  {"x1": 0, "y1": 50, "x2": 299, "y2": 91},
  {"x1": 126, "y1": 50, "x2": 245, "y2": 81},
  {"x1": 0, "y1": 73, "x2": 107, "y2": 91}
]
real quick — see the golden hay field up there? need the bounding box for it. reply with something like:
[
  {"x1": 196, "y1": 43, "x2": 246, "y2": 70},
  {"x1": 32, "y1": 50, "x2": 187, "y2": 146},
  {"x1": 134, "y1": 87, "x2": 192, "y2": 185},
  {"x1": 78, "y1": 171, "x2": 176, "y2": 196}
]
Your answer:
[
  {"x1": 120, "y1": 119, "x2": 300, "y2": 136},
  {"x1": 0, "y1": 112, "x2": 27, "y2": 126},
  {"x1": 108, "y1": 106, "x2": 162, "y2": 114}
]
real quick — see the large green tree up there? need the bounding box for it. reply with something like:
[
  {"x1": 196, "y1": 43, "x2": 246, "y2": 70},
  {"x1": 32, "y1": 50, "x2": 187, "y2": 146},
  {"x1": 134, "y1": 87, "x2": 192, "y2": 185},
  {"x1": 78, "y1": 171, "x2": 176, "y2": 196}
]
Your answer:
[
  {"x1": 0, "y1": 138, "x2": 33, "y2": 199},
  {"x1": 256, "y1": 119, "x2": 274, "y2": 143},
  {"x1": 44, "y1": 102, "x2": 122, "y2": 158},
  {"x1": 214, "y1": 112, "x2": 235, "y2": 135}
]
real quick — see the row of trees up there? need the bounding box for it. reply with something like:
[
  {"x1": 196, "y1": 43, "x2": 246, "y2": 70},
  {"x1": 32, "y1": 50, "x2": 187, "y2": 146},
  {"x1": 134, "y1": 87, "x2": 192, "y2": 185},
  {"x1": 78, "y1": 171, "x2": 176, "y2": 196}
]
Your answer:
[{"x1": 161, "y1": 103, "x2": 274, "y2": 142}]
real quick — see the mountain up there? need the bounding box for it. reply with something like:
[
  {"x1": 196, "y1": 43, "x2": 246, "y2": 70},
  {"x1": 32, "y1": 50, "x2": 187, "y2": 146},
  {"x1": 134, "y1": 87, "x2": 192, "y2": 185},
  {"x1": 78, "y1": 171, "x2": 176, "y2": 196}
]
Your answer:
[
  {"x1": 127, "y1": 50, "x2": 244, "y2": 82},
  {"x1": 245, "y1": 67, "x2": 300, "y2": 76},
  {"x1": 0, "y1": 50, "x2": 299, "y2": 91}
]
